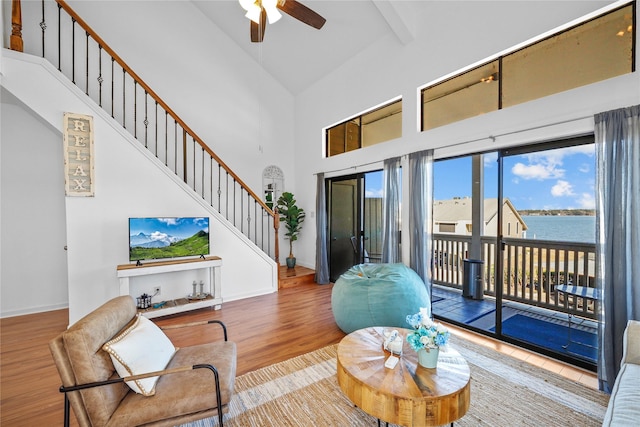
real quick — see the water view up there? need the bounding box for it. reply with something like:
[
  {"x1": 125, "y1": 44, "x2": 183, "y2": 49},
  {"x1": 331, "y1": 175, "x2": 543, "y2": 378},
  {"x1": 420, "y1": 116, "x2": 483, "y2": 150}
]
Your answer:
[{"x1": 522, "y1": 215, "x2": 595, "y2": 243}]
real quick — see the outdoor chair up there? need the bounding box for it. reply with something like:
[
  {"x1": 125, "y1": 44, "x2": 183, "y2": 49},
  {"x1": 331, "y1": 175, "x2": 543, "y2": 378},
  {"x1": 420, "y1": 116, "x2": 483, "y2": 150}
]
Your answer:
[{"x1": 49, "y1": 295, "x2": 236, "y2": 427}]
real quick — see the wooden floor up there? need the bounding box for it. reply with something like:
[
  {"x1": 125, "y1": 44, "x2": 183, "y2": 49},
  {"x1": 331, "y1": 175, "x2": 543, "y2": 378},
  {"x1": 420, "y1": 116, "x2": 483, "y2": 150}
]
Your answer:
[{"x1": 0, "y1": 283, "x2": 597, "y2": 427}]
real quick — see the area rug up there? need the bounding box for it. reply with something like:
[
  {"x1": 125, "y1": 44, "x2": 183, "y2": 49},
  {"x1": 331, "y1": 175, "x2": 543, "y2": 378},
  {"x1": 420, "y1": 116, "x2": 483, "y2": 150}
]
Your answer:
[
  {"x1": 182, "y1": 334, "x2": 608, "y2": 427},
  {"x1": 499, "y1": 314, "x2": 597, "y2": 362}
]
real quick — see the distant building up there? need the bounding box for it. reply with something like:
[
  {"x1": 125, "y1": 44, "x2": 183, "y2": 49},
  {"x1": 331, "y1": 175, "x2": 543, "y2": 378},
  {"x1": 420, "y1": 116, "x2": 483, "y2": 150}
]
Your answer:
[{"x1": 433, "y1": 197, "x2": 528, "y2": 238}]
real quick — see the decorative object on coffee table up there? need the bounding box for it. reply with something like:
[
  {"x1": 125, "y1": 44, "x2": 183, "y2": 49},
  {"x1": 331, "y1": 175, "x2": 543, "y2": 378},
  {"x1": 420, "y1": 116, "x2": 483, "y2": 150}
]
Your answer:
[{"x1": 406, "y1": 307, "x2": 450, "y2": 368}]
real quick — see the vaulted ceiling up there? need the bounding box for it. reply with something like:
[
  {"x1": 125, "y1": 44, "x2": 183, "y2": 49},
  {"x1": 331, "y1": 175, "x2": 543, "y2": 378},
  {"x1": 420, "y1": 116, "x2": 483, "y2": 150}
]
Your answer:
[{"x1": 192, "y1": 0, "x2": 418, "y2": 94}]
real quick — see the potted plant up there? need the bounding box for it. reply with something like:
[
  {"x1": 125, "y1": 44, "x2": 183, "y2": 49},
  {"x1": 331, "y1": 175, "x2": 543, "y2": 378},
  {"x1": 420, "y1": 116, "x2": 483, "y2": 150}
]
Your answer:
[{"x1": 276, "y1": 192, "x2": 305, "y2": 268}]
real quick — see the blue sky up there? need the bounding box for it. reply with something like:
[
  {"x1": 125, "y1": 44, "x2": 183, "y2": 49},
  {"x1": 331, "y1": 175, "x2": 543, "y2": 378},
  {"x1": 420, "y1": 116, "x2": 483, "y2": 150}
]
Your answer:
[
  {"x1": 365, "y1": 144, "x2": 596, "y2": 210},
  {"x1": 129, "y1": 217, "x2": 209, "y2": 239}
]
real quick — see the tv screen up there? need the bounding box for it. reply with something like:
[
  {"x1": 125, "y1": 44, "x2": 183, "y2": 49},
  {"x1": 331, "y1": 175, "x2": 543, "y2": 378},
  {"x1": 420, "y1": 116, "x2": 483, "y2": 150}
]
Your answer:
[{"x1": 129, "y1": 217, "x2": 209, "y2": 262}]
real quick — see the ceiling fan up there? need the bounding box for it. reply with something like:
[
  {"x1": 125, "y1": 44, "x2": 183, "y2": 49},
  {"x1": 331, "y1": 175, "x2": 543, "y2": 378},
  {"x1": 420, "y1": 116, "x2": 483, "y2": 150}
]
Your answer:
[{"x1": 238, "y1": 0, "x2": 326, "y2": 43}]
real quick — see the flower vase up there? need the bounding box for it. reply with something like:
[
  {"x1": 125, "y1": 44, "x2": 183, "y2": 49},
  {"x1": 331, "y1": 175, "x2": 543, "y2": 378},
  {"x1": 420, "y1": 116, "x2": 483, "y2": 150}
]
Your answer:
[{"x1": 417, "y1": 347, "x2": 439, "y2": 368}]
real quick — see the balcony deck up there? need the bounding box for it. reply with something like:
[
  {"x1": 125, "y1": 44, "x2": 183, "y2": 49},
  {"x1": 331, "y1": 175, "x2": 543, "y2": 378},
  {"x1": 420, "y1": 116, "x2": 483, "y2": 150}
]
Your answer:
[{"x1": 432, "y1": 285, "x2": 598, "y2": 365}]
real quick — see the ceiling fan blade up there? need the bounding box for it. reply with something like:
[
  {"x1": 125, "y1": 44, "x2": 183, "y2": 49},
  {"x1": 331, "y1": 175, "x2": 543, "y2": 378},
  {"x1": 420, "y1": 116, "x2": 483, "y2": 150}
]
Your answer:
[
  {"x1": 250, "y1": 8, "x2": 267, "y2": 42},
  {"x1": 278, "y1": 0, "x2": 326, "y2": 30}
]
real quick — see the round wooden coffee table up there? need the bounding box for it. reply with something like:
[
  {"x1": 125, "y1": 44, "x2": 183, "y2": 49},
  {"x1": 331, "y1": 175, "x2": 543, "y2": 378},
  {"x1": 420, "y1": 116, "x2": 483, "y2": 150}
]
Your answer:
[{"x1": 337, "y1": 327, "x2": 470, "y2": 426}]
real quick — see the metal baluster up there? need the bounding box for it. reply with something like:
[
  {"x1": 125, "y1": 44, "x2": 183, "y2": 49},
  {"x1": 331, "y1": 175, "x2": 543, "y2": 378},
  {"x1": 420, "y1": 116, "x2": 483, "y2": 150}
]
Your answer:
[
  {"x1": 71, "y1": 17, "x2": 75, "y2": 83},
  {"x1": 201, "y1": 148, "x2": 205, "y2": 199},
  {"x1": 122, "y1": 68, "x2": 126, "y2": 128},
  {"x1": 97, "y1": 45, "x2": 103, "y2": 107},
  {"x1": 210, "y1": 158, "x2": 214, "y2": 205},
  {"x1": 57, "y1": 3, "x2": 61, "y2": 71},
  {"x1": 165, "y1": 111, "x2": 169, "y2": 166},
  {"x1": 40, "y1": 0, "x2": 46, "y2": 57},
  {"x1": 224, "y1": 173, "x2": 235, "y2": 221},
  {"x1": 110, "y1": 58, "x2": 114, "y2": 117},
  {"x1": 85, "y1": 31, "x2": 89, "y2": 95},
  {"x1": 192, "y1": 137, "x2": 196, "y2": 191},
  {"x1": 143, "y1": 91, "x2": 148, "y2": 147},
  {"x1": 218, "y1": 165, "x2": 222, "y2": 212},
  {"x1": 154, "y1": 101, "x2": 158, "y2": 155},
  {"x1": 246, "y1": 192, "x2": 251, "y2": 238},
  {"x1": 133, "y1": 81, "x2": 137, "y2": 138}
]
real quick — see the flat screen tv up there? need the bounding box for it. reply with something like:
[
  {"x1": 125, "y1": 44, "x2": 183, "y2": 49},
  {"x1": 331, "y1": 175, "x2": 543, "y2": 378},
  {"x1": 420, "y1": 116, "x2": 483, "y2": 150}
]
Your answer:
[{"x1": 129, "y1": 217, "x2": 209, "y2": 263}]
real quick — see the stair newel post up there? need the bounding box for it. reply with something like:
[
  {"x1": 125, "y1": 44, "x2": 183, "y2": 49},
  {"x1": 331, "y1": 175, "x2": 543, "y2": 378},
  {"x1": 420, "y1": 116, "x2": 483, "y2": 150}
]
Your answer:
[
  {"x1": 11, "y1": 0, "x2": 24, "y2": 52},
  {"x1": 273, "y1": 207, "x2": 280, "y2": 264}
]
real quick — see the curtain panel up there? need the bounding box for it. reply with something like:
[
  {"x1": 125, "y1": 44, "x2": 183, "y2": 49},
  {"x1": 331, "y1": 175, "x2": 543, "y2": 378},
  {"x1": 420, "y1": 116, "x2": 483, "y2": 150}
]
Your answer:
[
  {"x1": 409, "y1": 150, "x2": 434, "y2": 305},
  {"x1": 381, "y1": 157, "x2": 402, "y2": 263},
  {"x1": 314, "y1": 173, "x2": 330, "y2": 284},
  {"x1": 595, "y1": 104, "x2": 640, "y2": 391}
]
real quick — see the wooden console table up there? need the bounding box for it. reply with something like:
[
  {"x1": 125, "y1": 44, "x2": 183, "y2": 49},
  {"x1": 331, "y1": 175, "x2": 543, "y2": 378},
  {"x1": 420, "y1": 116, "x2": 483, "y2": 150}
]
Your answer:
[
  {"x1": 337, "y1": 327, "x2": 470, "y2": 426},
  {"x1": 117, "y1": 256, "x2": 222, "y2": 318}
]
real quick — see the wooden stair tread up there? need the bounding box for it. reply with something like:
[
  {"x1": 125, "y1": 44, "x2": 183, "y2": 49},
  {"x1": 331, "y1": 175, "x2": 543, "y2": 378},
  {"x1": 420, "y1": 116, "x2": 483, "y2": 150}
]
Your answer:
[{"x1": 279, "y1": 265, "x2": 316, "y2": 289}]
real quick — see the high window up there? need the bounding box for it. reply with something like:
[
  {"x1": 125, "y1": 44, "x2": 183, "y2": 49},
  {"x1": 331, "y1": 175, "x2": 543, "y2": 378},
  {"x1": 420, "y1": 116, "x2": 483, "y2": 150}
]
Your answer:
[
  {"x1": 326, "y1": 99, "x2": 402, "y2": 157},
  {"x1": 421, "y1": 3, "x2": 634, "y2": 131}
]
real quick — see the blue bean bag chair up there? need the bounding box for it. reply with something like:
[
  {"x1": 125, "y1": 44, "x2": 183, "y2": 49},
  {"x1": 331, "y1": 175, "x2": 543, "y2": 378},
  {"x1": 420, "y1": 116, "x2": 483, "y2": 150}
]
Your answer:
[{"x1": 331, "y1": 263, "x2": 430, "y2": 334}]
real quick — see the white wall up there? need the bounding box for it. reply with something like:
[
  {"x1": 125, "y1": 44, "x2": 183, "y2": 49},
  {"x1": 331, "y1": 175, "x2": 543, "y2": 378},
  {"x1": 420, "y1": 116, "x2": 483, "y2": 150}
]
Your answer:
[
  {"x1": 2, "y1": 52, "x2": 278, "y2": 323},
  {"x1": 58, "y1": 0, "x2": 296, "y2": 198},
  {"x1": 0, "y1": 91, "x2": 69, "y2": 316},
  {"x1": 2, "y1": 0, "x2": 300, "y2": 320},
  {"x1": 292, "y1": 0, "x2": 640, "y2": 268}
]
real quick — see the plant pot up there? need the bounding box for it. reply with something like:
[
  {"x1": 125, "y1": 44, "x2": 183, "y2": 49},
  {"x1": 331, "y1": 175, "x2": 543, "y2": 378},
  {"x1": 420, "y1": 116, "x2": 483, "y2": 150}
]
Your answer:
[
  {"x1": 286, "y1": 257, "x2": 296, "y2": 268},
  {"x1": 417, "y1": 347, "x2": 439, "y2": 368}
]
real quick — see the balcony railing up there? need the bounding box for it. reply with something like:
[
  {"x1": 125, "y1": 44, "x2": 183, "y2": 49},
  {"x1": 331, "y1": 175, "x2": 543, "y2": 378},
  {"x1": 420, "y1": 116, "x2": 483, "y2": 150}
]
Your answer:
[{"x1": 432, "y1": 233, "x2": 597, "y2": 320}]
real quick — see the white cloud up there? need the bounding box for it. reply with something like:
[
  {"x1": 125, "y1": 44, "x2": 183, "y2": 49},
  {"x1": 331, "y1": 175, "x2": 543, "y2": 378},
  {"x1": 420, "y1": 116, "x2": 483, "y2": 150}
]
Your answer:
[
  {"x1": 159, "y1": 218, "x2": 178, "y2": 225},
  {"x1": 579, "y1": 163, "x2": 590, "y2": 173},
  {"x1": 483, "y1": 152, "x2": 498, "y2": 167},
  {"x1": 513, "y1": 145, "x2": 593, "y2": 182},
  {"x1": 150, "y1": 231, "x2": 169, "y2": 241},
  {"x1": 577, "y1": 193, "x2": 596, "y2": 209},
  {"x1": 551, "y1": 180, "x2": 575, "y2": 197},
  {"x1": 366, "y1": 189, "x2": 383, "y2": 198},
  {"x1": 512, "y1": 162, "x2": 564, "y2": 180}
]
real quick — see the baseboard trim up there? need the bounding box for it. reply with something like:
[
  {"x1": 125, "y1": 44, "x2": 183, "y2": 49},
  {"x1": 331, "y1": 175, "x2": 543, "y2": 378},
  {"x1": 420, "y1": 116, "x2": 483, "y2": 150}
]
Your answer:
[{"x1": 0, "y1": 303, "x2": 69, "y2": 319}]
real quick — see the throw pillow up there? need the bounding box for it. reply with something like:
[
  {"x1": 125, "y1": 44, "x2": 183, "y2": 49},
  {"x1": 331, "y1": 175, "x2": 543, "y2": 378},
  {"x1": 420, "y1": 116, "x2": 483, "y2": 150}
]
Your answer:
[{"x1": 102, "y1": 314, "x2": 176, "y2": 396}]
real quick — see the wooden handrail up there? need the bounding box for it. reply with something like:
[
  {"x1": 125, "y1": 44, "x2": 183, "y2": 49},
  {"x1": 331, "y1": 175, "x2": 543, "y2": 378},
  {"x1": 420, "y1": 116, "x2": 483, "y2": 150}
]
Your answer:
[
  {"x1": 54, "y1": 0, "x2": 275, "y2": 216},
  {"x1": 10, "y1": 0, "x2": 24, "y2": 52}
]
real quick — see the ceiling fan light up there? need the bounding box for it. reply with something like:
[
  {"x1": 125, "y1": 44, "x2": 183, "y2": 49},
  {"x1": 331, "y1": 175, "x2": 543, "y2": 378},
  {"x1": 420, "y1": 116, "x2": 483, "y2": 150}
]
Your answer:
[
  {"x1": 263, "y1": 3, "x2": 282, "y2": 24},
  {"x1": 245, "y1": 4, "x2": 262, "y2": 24},
  {"x1": 238, "y1": 0, "x2": 255, "y2": 12}
]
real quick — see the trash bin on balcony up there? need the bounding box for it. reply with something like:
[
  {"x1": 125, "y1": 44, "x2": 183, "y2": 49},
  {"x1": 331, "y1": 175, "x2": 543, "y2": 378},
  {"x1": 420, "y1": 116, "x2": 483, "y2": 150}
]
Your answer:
[{"x1": 462, "y1": 259, "x2": 484, "y2": 300}]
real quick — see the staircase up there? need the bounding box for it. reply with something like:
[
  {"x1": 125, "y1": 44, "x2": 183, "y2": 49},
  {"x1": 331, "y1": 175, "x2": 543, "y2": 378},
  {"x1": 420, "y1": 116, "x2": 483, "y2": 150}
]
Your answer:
[{"x1": 8, "y1": 0, "x2": 279, "y2": 262}]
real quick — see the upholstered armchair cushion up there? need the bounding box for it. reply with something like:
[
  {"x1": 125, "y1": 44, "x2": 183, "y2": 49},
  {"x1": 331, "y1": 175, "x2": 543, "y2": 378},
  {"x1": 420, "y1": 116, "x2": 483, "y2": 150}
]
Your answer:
[
  {"x1": 102, "y1": 314, "x2": 176, "y2": 396},
  {"x1": 108, "y1": 341, "x2": 237, "y2": 426}
]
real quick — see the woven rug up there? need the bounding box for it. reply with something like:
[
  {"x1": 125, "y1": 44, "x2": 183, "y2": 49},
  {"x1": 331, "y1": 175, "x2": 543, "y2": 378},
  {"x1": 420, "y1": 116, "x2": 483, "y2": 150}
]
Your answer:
[{"x1": 183, "y1": 334, "x2": 609, "y2": 427}]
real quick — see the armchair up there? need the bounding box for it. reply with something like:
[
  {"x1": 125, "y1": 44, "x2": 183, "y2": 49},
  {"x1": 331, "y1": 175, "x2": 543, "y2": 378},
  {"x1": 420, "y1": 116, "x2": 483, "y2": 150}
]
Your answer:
[{"x1": 49, "y1": 295, "x2": 236, "y2": 427}]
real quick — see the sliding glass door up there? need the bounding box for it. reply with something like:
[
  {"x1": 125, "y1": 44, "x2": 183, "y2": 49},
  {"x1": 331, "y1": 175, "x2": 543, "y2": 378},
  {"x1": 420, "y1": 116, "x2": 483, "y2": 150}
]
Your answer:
[
  {"x1": 328, "y1": 176, "x2": 360, "y2": 282},
  {"x1": 498, "y1": 138, "x2": 597, "y2": 367},
  {"x1": 327, "y1": 171, "x2": 385, "y2": 282},
  {"x1": 432, "y1": 137, "x2": 597, "y2": 368}
]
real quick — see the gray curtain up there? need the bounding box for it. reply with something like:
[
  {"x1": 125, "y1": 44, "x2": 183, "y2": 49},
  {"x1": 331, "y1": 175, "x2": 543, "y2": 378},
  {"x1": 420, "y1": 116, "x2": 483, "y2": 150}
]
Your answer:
[
  {"x1": 595, "y1": 104, "x2": 640, "y2": 391},
  {"x1": 381, "y1": 157, "x2": 402, "y2": 263},
  {"x1": 314, "y1": 173, "x2": 330, "y2": 284},
  {"x1": 409, "y1": 150, "x2": 434, "y2": 304}
]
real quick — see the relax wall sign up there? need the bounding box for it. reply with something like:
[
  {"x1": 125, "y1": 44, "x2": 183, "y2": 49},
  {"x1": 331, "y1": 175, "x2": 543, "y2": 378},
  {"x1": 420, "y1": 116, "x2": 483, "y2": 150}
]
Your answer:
[{"x1": 63, "y1": 113, "x2": 94, "y2": 196}]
